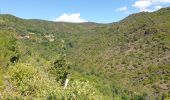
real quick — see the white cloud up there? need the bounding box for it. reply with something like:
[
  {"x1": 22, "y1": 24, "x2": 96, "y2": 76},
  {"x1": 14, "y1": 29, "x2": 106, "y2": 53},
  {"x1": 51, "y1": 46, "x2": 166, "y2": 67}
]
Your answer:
[
  {"x1": 132, "y1": 0, "x2": 170, "y2": 12},
  {"x1": 133, "y1": 0, "x2": 152, "y2": 12},
  {"x1": 54, "y1": 13, "x2": 87, "y2": 23},
  {"x1": 154, "y1": 5, "x2": 163, "y2": 10},
  {"x1": 152, "y1": 0, "x2": 170, "y2": 3},
  {"x1": 116, "y1": 6, "x2": 128, "y2": 12},
  {"x1": 116, "y1": 6, "x2": 131, "y2": 14}
]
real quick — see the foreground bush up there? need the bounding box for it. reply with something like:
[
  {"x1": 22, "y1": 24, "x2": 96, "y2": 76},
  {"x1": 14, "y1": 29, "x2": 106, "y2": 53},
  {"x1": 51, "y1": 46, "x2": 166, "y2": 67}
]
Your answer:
[
  {"x1": 1, "y1": 63, "x2": 61, "y2": 99},
  {"x1": 1, "y1": 63, "x2": 103, "y2": 99}
]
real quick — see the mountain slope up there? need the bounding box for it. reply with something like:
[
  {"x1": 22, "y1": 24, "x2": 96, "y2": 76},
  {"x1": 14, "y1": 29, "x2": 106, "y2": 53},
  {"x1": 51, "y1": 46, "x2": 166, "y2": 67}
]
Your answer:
[
  {"x1": 0, "y1": 7, "x2": 170, "y2": 99},
  {"x1": 67, "y1": 7, "x2": 170, "y2": 98}
]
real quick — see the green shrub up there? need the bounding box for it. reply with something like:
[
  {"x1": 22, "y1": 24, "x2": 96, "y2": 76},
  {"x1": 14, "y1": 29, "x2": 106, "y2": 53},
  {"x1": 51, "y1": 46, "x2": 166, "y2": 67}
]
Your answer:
[
  {"x1": 62, "y1": 80, "x2": 103, "y2": 100},
  {"x1": 1, "y1": 63, "x2": 61, "y2": 99},
  {"x1": 1, "y1": 63, "x2": 103, "y2": 99},
  {"x1": 48, "y1": 56, "x2": 70, "y2": 84}
]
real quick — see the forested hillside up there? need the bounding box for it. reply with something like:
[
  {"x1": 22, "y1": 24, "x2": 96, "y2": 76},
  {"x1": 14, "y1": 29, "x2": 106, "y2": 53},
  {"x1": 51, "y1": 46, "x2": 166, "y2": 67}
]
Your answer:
[{"x1": 0, "y1": 7, "x2": 170, "y2": 99}]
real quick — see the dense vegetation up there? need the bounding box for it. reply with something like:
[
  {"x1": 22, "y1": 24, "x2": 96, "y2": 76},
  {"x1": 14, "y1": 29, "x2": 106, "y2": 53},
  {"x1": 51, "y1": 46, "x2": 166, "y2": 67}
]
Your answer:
[{"x1": 0, "y1": 7, "x2": 170, "y2": 99}]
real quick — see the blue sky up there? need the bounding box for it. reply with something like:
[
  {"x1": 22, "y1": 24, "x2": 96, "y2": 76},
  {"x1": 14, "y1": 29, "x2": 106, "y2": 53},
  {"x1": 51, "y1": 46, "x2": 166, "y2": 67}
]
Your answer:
[{"x1": 0, "y1": 0, "x2": 170, "y2": 23}]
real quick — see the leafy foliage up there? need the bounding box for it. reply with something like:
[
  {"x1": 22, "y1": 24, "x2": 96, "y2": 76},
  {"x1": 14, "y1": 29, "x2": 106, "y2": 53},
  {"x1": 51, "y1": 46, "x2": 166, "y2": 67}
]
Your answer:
[{"x1": 0, "y1": 7, "x2": 170, "y2": 99}]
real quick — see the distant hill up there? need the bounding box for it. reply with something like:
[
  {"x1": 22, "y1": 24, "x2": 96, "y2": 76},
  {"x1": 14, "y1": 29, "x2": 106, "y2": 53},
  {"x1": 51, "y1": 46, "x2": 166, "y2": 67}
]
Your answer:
[{"x1": 0, "y1": 7, "x2": 170, "y2": 99}]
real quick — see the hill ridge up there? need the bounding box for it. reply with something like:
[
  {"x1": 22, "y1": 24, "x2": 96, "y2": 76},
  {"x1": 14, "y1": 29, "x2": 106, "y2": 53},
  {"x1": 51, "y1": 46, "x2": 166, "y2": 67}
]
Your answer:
[{"x1": 0, "y1": 7, "x2": 170, "y2": 99}]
